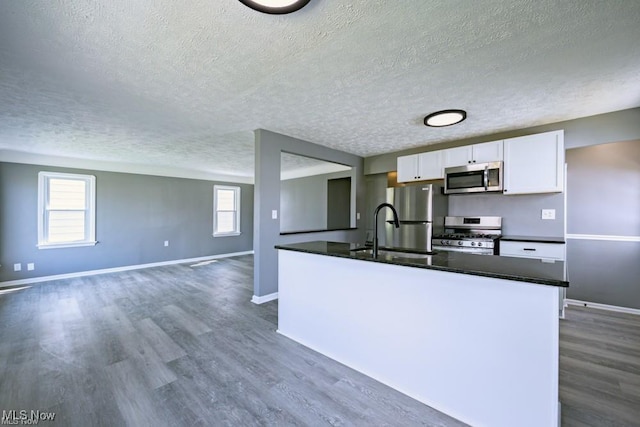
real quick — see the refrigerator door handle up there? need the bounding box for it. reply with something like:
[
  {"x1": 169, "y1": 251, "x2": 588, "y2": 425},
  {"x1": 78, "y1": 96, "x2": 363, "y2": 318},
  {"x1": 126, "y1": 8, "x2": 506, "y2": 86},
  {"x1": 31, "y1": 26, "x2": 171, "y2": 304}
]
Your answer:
[{"x1": 389, "y1": 220, "x2": 432, "y2": 224}]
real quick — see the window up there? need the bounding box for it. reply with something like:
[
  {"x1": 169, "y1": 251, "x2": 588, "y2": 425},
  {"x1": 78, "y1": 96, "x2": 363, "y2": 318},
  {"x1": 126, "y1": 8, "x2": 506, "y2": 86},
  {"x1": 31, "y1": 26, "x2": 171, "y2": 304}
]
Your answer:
[
  {"x1": 213, "y1": 185, "x2": 241, "y2": 237},
  {"x1": 38, "y1": 172, "x2": 96, "y2": 249}
]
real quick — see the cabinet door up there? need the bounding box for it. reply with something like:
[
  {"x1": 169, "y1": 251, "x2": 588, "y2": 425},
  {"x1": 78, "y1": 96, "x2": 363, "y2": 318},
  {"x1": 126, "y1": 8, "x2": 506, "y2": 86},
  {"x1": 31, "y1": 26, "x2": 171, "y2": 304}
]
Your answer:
[
  {"x1": 472, "y1": 141, "x2": 503, "y2": 163},
  {"x1": 397, "y1": 154, "x2": 419, "y2": 182},
  {"x1": 417, "y1": 151, "x2": 444, "y2": 180},
  {"x1": 443, "y1": 146, "x2": 473, "y2": 168},
  {"x1": 503, "y1": 130, "x2": 564, "y2": 194}
]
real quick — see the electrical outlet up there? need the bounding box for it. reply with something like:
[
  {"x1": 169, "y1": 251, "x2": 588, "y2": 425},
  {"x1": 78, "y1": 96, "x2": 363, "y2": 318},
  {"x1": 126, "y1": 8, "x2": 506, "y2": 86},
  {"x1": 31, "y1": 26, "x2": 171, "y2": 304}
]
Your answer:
[
  {"x1": 356, "y1": 212, "x2": 361, "y2": 220},
  {"x1": 272, "y1": 210, "x2": 278, "y2": 219},
  {"x1": 27, "y1": 263, "x2": 35, "y2": 271},
  {"x1": 164, "y1": 240, "x2": 169, "y2": 247},
  {"x1": 541, "y1": 209, "x2": 556, "y2": 220},
  {"x1": 13, "y1": 263, "x2": 21, "y2": 272}
]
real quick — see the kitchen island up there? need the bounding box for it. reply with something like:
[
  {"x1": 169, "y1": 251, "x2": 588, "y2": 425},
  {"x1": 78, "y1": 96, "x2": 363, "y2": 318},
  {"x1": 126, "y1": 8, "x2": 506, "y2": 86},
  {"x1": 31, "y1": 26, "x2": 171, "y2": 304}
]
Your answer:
[{"x1": 275, "y1": 241, "x2": 567, "y2": 427}]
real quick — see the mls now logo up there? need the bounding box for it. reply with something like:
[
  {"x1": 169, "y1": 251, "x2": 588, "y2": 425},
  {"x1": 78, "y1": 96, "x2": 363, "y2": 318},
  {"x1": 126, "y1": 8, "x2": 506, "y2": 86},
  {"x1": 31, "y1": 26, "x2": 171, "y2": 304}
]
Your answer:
[{"x1": 1, "y1": 410, "x2": 56, "y2": 425}]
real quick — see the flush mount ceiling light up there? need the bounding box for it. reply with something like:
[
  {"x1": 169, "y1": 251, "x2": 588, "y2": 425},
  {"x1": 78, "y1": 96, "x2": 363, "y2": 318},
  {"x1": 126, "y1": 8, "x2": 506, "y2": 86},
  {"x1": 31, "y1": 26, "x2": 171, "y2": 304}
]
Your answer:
[
  {"x1": 424, "y1": 109, "x2": 467, "y2": 127},
  {"x1": 239, "y1": 0, "x2": 311, "y2": 14}
]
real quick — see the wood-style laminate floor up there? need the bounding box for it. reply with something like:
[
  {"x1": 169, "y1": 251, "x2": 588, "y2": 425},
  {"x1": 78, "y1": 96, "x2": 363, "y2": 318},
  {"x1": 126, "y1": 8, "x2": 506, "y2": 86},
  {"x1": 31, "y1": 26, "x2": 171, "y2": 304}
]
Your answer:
[
  {"x1": 1, "y1": 255, "x2": 638, "y2": 426},
  {"x1": 559, "y1": 305, "x2": 640, "y2": 426},
  {"x1": 0, "y1": 256, "x2": 465, "y2": 426}
]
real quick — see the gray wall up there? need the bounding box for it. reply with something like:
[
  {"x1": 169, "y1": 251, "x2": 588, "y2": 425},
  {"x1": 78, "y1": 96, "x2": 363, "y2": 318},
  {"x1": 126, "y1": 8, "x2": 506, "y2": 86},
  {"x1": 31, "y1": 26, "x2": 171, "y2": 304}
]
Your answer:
[
  {"x1": 448, "y1": 192, "x2": 565, "y2": 236},
  {"x1": 281, "y1": 175, "x2": 327, "y2": 232},
  {"x1": 364, "y1": 173, "x2": 391, "y2": 245},
  {"x1": 254, "y1": 130, "x2": 365, "y2": 298},
  {"x1": 566, "y1": 140, "x2": 640, "y2": 236},
  {"x1": 566, "y1": 240, "x2": 640, "y2": 308},
  {"x1": 0, "y1": 162, "x2": 254, "y2": 282},
  {"x1": 565, "y1": 140, "x2": 640, "y2": 309},
  {"x1": 280, "y1": 170, "x2": 351, "y2": 233}
]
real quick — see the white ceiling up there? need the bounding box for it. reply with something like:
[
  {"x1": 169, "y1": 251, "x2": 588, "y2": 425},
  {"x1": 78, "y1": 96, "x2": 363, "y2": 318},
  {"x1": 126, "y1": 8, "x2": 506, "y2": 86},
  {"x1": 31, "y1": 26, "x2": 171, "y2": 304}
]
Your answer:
[{"x1": 1, "y1": 0, "x2": 639, "y2": 182}]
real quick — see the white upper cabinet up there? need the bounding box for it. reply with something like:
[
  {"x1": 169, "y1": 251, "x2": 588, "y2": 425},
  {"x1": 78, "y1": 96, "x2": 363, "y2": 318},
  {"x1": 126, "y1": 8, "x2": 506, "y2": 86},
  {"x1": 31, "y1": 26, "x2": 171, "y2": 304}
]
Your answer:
[
  {"x1": 397, "y1": 151, "x2": 443, "y2": 183},
  {"x1": 397, "y1": 154, "x2": 420, "y2": 182},
  {"x1": 472, "y1": 141, "x2": 504, "y2": 163},
  {"x1": 443, "y1": 146, "x2": 473, "y2": 167},
  {"x1": 443, "y1": 140, "x2": 503, "y2": 168},
  {"x1": 417, "y1": 151, "x2": 444, "y2": 180},
  {"x1": 503, "y1": 130, "x2": 564, "y2": 195}
]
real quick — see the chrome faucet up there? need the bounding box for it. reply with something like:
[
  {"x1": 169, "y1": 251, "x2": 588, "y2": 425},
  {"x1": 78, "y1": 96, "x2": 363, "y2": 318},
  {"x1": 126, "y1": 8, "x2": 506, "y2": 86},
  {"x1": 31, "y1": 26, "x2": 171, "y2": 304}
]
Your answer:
[{"x1": 373, "y1": 202, "x2": 400, "y2": 257}]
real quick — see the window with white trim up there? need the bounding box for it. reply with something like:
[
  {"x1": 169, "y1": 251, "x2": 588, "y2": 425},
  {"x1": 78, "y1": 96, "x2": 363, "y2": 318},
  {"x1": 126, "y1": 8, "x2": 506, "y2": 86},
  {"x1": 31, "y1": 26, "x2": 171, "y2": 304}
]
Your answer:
[
  {"x1": 213, "y1": 185, "x2": 241, "y2": 237},
  {"x1": 38, "y1": 172, "x2": 97, "y2": 249}
]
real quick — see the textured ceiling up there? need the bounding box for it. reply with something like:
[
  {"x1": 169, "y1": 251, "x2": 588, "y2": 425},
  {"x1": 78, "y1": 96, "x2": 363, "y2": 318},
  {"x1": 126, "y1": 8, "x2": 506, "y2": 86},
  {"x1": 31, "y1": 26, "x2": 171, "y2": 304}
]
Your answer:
[{"x1": 1, "y1": 0, "x2": 639, "y2": 181}]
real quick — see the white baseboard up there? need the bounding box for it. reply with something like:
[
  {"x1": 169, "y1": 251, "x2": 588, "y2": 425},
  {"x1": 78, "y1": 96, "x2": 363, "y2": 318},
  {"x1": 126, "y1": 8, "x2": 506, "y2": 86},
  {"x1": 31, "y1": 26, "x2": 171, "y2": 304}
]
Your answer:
[
  {"x1": 566, "y1": 299, "x2": 640, "y2": 315},
  {"x1": 251, "y1": 292, "x2": 278, "y2": 304},
  {"x1": 0, "y1": 251, "x2": 254, "y2": 288}
]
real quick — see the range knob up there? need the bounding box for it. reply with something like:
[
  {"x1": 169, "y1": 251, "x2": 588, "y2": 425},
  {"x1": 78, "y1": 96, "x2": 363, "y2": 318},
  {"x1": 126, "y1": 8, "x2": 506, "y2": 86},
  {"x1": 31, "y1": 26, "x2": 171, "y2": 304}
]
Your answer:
[
  {"x1": 458, "y1": 241, "x2": 463, "y2": 246},
  {"x1": 478, "y1": 242, "x2": 483, "y2": 247},
  {"x1": 471, "y1": 242, "x2": 476, "y2": 246},
  {"x1": 441, "y1": 240, "x2": 446, "y2": 245}
]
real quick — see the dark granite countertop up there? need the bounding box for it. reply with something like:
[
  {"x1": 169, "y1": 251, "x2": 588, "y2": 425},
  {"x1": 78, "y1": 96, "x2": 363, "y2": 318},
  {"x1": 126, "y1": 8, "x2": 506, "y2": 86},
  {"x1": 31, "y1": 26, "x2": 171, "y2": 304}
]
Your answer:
[
  {"x1": 275, "y1": 241, "x2": 568, "y2": 288},
  {"x1": 500, "y1": 235, "x2": 566, "y2": 244}
]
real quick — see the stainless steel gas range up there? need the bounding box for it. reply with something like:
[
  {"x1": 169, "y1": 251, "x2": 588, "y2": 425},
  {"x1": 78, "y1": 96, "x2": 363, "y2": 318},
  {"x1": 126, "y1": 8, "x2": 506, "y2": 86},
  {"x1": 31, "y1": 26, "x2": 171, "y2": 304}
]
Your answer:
[{"x1": 432, "y1": 216, "x2": 502, "y2": 255}]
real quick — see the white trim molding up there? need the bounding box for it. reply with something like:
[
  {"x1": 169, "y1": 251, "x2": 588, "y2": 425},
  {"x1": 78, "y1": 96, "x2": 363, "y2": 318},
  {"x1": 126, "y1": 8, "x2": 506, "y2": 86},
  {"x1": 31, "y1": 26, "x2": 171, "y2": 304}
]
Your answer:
[
  {"x1": 566, "y1": 299, "x2": 640, "y2": 316},
  {"x1": 280, "y1": 162, "x2": 351, "y2": 181},
  {"x1": 566, "y1": 234, "x2": 640, "y2": 242},
  {"x1": 251, "y1": 292, "x2": 278, "y2": 304},
  {"x1": 38, "y1": 171, "x2": 96, "y2": 249},
  {"x1": 0, "y1": 251, "x2": 254, "y2": 288},
  {"x1": 213, "y1": 184, "x2": 241, "y2": 237}
]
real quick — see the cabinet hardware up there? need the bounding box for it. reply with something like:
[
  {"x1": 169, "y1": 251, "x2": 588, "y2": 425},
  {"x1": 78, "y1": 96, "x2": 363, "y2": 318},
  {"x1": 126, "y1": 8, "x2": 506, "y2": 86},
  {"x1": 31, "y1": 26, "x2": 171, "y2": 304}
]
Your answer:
[{"x1": 523, "y1": 248, "x2": 536, "y2": 251}]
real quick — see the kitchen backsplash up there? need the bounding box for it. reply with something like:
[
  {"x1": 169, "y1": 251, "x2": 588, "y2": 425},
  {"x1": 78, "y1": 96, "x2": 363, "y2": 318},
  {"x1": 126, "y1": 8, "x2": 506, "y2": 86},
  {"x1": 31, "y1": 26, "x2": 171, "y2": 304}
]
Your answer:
[{"x1": 448, "y1": 191, "x2": 565, "y2": 236}]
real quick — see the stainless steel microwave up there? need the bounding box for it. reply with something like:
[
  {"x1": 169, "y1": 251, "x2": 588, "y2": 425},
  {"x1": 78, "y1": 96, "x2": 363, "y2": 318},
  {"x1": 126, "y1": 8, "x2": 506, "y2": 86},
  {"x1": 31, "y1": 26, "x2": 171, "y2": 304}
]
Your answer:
[{"x1": 444, "y1": 161, "x2": 503, "y2": 194}]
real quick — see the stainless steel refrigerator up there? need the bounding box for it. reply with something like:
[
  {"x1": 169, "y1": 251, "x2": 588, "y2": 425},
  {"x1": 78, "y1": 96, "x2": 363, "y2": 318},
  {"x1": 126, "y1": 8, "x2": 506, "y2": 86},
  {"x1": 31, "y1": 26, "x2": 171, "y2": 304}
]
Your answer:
[{"x1": 385, "y1": 183, "x2": 448, "y2": 253}]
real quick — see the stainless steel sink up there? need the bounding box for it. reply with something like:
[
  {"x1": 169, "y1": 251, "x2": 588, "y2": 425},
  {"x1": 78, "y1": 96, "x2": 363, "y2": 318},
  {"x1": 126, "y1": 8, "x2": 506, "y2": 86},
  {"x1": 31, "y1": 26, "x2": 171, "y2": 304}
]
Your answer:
[{"x1": 350, "y1": 247, "x2": 432, "y2": 259}]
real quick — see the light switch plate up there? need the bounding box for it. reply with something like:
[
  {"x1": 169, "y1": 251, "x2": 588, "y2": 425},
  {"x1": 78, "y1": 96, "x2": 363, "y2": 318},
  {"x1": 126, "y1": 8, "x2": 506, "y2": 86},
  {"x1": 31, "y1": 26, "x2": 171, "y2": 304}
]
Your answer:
[
  {"x1": 272, "y1": 210, "x2": 278, "y2": 219},
  {"x1": 164, "y1": 240, "x2": 169, "y2": 247},
  {"x1": 27, "y1": 263, "x2": 35, "y2": 271},
  {"x1": 13, "y1": 263, "x2": 21, "y2": 271},
  {"x1": 541, "y1": 209, "x2": 556, "y2": 220}
]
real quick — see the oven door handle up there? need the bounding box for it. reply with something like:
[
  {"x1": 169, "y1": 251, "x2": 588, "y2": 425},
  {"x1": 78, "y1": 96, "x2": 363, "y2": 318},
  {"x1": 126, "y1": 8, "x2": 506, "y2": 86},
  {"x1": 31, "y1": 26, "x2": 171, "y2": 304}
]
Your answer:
[{"x1": 483, "y1": 166, "x2": 489, "y2": 190}]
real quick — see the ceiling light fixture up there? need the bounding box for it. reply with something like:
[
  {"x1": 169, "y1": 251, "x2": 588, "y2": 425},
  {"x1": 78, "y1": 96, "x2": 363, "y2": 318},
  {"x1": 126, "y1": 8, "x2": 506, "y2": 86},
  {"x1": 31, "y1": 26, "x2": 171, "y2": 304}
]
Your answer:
[
  {"x1": 424, "y1": 109, "x2": 467, "y2": 127},
  {"x1": 239, "y1": 0, "x2": 311, "y2": 14}
]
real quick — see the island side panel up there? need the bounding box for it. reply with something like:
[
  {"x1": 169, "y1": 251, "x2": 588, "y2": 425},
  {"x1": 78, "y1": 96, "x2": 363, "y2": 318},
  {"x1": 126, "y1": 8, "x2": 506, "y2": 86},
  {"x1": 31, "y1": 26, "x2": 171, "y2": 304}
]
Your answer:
[{"x1": 277, "y1": 250, "x2": 559, "y2": 427}]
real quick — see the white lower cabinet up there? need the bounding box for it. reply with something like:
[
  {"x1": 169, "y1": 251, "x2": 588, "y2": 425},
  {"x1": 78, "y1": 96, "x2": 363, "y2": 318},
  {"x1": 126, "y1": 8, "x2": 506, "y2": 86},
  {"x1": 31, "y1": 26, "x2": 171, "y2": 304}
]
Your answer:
[
  {"x1": 500, "y1": 240, "x2": 567, "y2": 317},
  {"x1": 499, "y1": 241, "x2": 565, "y2": 260}
]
